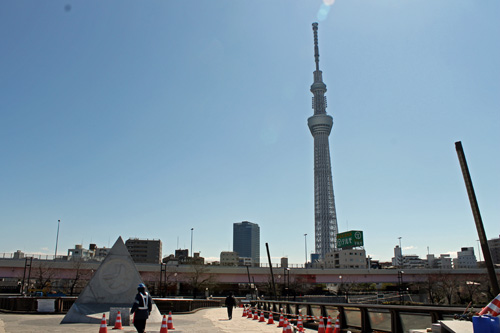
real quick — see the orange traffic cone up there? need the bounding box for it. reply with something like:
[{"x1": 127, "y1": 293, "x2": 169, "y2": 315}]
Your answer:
[
  {"x1": 333, "y1": 315, "x2": 340, "y2": 333},
  {"x1": 253, "y1": 310, "x2": 259, "y2": 320},
  {"x1": 282, "y1": 318, "x2": 289, "y2": 333},
  {"x1": 267, "y1": 312, "x2": 275, "y2": 325},
  {"x1": 112, "y1": 311, "x2": 123, "y2": 330},
  {"x1": 167, "y1": 311, "x2": 175, "y2": 330},
  {"x1": 160, "y1": 314, "x2": 168, "y2": 333},
  {"x1": 297, "y1": 314, "x2": 304, "y2": 331},
  {"x1": 259, "y1": 311, "x2": 266, "y2": 322},
  {"x1": 325, "y1": 316, "x2": 333, "y2": 333},
  {"x1": 242, "y1": 307, "x2": 247, "y2": 317},
  {"x1": 318, "y1": 316, "x2": 325, "y2": 333},
  {"x1": 99, "y1": 313, "x2": 107, "y2": 333},
  {"x1": 247, "y1": 308, "x2": 253, "y2": 319},
  {"x1": 277, "y1": 313, "x2": 284, "y2": 327}
]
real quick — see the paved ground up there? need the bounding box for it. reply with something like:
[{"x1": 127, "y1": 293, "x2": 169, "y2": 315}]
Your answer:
[{"x1": 0, "y1": 307, "x2": 299, "y2": 333}]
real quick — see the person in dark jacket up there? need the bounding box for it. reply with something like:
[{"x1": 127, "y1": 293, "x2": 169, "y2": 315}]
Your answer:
[
  {"x1": 224, "y1": 292, "x2": 237, "y2": 320},
  {"x1": 131, "y1": 283, "x2": 153, "y2": 333}
]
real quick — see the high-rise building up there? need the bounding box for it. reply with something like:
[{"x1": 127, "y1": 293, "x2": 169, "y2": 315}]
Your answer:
[
  {"x1": 487, "y1": 235, "x2": 500, "y2": 265},
  {"x1": 308, "y1": 23, "x2": 338, "y2": 259},
  {"x1": 233, "y1": 221, "x2": 260, "y2": 267},
  {"x1": 125, "y1": 238, "x2": 162, "y2": 264}
]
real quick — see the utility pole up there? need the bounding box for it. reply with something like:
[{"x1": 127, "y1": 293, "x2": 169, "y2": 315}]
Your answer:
[
  {"x1": 455, "y1": 141, "x2": 499, "y2": 295},
  {"x1": 265, "y1": 243, "x2": 277, "y2": 300}
]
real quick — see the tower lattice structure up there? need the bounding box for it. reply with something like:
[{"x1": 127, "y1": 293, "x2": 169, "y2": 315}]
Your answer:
[{"x1": 308, "y1": 22, "x2": 338, "y2": 260}]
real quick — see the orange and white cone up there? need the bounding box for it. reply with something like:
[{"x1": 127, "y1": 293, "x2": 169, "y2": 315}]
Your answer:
[
  {"x1": 160, "y1": 314, "x2": 168, "y2": 333},
  {"x1": 479, "y1": 293, "x2": 500, "y2": 316},
  {"x1": 297, "y1": 314, "x2": 304, "y2": 331},
  {"x1": 242, "y1": 307, "x2": 247, "y2": 317},
  {"x1": 325, "y1": 316, "x2": 333, "y2": 333},
  {"x1": 253, "y1": 310, "x2": 259, "y2": 320},
  {"x1": 267, "y1": 312, "x2": 275, "y2": 325},
  {"x1": 282, "y1": 318, "x2": 289, "y2": 333},
  {"x1": 317, "y1": 316, "x2": 325, "y2": 333},
  {"x1": 248, "y1": 308, "x2": 253, "y2": 318},
  {"x1": 167, "y1": 311, "x2": 175, "y2": 330},
  {"x1": 277, "y1": 313, "x2": 284, "y2": 327},
  {"x1": 99, "y1": 313, "x2": 107, "y2": 333},
  {"x1": 259, "y1": 311, "x2": 266, "y2": 322},
  {"x1": 333, "y1": 315, "x2": 340, "y2": 333},
  {"x1": 112, "y1": 311, "x2": 123, "y2": 330}
]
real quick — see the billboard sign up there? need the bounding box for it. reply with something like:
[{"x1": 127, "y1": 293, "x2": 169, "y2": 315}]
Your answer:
[{"x1": 337, "y1": 230, "x2": 363, "y2": 249}]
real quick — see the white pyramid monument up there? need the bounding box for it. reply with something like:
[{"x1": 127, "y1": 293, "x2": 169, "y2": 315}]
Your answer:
[{"x1": 61, "y1": 236, "x2": 163, "y2": 324}]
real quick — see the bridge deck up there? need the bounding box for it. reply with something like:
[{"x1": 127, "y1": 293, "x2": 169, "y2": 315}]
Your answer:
[{"x1": 0, "y1": 307, "x2": 286, "y2": 333}]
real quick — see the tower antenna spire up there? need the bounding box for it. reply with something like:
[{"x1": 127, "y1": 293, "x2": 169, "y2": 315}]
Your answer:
[
  {"x1": 308, "y1": 22, "x2": 338, "y2": 260},
  {"x1": 312, "y1": 22, "x2": 320, "y2": 71}
]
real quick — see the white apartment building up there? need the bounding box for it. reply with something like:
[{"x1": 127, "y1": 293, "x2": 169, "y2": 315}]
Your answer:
[
  {"x1": 220, "y1": 251, "x2": 239, "y2": 266},
  {"x1": 324, "y1": 249, "x2": 367, "y2": 269},
  {"x1": 454, "y1": 247, "x2": 477, "y2": 269}
]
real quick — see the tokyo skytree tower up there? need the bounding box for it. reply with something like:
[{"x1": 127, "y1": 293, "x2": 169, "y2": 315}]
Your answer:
[{"x1": 308, "y1": 22, "x2": 338, "y2": 259}]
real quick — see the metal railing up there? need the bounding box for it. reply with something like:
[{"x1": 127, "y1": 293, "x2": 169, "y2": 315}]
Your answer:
[
  {"x1": 251, "y1": 300, "x2": 467, "y2": 332},
  {"x1": 0, "y1": 296, "x2": 220, "y2": 314}
]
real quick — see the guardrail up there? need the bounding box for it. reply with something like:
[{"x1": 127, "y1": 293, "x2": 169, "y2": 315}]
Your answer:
[
  {"x1": 0, "y1": 296, "x2": 221, "y2": 314},
  {"x1": 251, "y1": 300, "x2": 468, "y2": 332}
]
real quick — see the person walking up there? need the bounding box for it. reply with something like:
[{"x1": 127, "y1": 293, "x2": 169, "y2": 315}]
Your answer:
[
  {"x1": 131, "y1": 283, "x2": 153, "y2": 333},
  {"x1": 224, "y1": 292, "x2": 237, "y2": 320}
]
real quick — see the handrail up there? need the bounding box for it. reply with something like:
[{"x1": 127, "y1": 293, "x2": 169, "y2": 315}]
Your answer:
[{"x1": 250, "y1": 300, "x2": 467, "y2": 332}]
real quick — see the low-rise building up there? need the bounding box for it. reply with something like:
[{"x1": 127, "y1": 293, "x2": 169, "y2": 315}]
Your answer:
[
  {"x1": 403, "y1": 255, "x2": 426, "y2": 269},
  {"x1": 454, "y1": 247, "x2": 477, "y2": 269},
  {"x1": 436, "y1": 254, "x2": 453, "y2": 269},
  {"x1": 239, "y1": 257, "x2": 253, "y2": 266},
  {"x1": 67, "y1": 244, "x2": 109, "y2": 261},
  {"x1": 220, "y1": 251, "x2": 239, "y2": 266},
  {"x1": 68, "y1": 245, "x2": 94, "y2": 260},
  {"x1": 125, "y1": 238, "x2": 162, "y2": 264},
  {"x1": 324, "y1": 249, "x2": 367, "y2": 269}
]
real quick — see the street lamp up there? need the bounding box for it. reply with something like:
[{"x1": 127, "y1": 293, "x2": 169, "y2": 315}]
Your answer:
[
  {"x1": 190, "y1": 228, "x2": 194, "y2": 256},
  {"x1": 304, "y1": 234, "x2": 308, "y2": 267},
  {"x1": 398, "y1": 271, "x2": 404, "y2": 304},
  {"x1": 398, "y1": 237, "x2": 403, "y2": 268},
  {"x1": 54, "y1": 219, "x2": 61, "y2": 259},
  {"x1": 284, "y1": 267, "x2": 290, "y2": 301}
]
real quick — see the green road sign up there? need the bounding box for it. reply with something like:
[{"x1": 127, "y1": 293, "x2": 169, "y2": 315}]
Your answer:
[{"x1": 337, "y1": 230, "x2": 363, "y2": 249}]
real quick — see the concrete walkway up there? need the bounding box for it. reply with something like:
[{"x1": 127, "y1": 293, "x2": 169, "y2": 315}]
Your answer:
[{"x1": 0, "y1": 307, "x2": 298, "y2": 333}]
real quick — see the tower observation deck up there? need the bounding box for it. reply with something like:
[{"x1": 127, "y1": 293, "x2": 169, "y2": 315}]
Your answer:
[{"x1": 308, "y1": 22, "x2": 338, "y2": 260}]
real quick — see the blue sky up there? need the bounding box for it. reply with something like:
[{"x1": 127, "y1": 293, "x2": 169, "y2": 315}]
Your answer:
[{"x1": 1, "y1": 0, "x2": 498, "y2": 264}]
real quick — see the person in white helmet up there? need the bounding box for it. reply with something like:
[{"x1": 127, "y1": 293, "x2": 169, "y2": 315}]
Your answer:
[{"x1": 131, "y1": 283, "x2": 152, "y2": 333}]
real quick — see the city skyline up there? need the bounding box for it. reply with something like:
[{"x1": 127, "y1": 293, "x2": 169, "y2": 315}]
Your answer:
[{"x1": 1, "y1": 1, "x2": 499, "y2": 264}]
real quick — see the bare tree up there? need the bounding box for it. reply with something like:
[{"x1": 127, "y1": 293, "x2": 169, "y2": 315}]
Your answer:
[
  {"x1": 31, "y1": 261, "x2": 56, "y2": 294},
  {"x1": 436, "y1": 273, "x2": 458, "y2": 305},
  {"x1": 68, "y1": 258, "x2": 92, "y2": 296},
  {"x1": 423, "y1": 275, "x2": 441, "y2": 304},
  {"x1": 186, "y1": 264, "x2": 218, "y2": 298}
]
